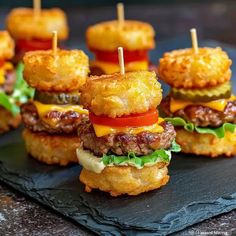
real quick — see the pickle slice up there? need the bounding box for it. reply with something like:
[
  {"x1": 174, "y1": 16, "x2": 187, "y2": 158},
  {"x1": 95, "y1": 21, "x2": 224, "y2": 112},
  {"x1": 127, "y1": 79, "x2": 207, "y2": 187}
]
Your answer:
[
  {"x1": 171, "y1": 82, "x2": 232, "y2": 102},
  {"x1": 34, "y1": 90, "x2": 81, "y2": 105}
]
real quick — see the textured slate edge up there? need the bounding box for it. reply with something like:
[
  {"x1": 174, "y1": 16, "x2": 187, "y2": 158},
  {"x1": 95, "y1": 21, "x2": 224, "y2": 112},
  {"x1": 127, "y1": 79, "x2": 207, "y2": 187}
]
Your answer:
[{"x1": 0, "y1": 161, "x2": 236, "y2": 236}]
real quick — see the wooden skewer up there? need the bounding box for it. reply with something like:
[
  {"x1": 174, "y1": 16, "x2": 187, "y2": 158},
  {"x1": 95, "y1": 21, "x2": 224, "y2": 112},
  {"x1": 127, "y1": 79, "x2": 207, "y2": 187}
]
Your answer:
[
  {"x1": 33, "y1": 0, "x2": 41, "y2": 18},
  {"x1": 190, "y1": 28, "x2": 199, "y2": 54},
  {"x1": 52, "y1": 31, "x2": 58, "y2": 56},
  {"x1": 117, "y1": 3, "x2": 124, "y2": 26},
  {"x1": 118, "y1": 47, "x2": 125, "y2": 75}
]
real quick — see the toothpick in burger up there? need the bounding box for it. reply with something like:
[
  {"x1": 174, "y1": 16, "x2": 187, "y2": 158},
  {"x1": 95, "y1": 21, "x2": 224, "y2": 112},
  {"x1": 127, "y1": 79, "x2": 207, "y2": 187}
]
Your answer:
[
  {"x1": 86, "y1": 3, "x2": 155, "y2": 75},
  {"x1": 159, "y1": 29, "x2": 236, "y2": 157},
  {"x1": 6, "y1": 2, "x2": 68, "y2": 62},
  {"x1": 21, "y1": 34, "x2": 89, "y2": 165},
  {"x1": 76, "y1": 48, "x2": 180, "y2": 196}
]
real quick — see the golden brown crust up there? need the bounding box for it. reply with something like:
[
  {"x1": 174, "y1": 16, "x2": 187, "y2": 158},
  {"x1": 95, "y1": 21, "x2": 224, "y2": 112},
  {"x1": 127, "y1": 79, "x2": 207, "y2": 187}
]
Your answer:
[
  {"x1": 158, "y1": 47, "x2": 232, "y2": 89},
  {"x1": 86, "y1": 20, "x2": 155, "y2": 51},
  {"x1": 0, "y1": 31, "x2": 14, "y2": 60},
  {"x1": 6, "y1": 8, "x2": 68, "y2": 40},
  {"x1": 0, "y1": 107, "x2": 21, "y2": 134},
  {"x1": 175, "y1": 128, "x2": 236, "y2": 157},
  {"x1": 22, "y1": 128, "x2": 82, "y2": 166},
  {"x1": 80, "y1": 163, "x2": 169, "y2": 196},
  {"x1": 23, "y1": 49, "x2": 89, "y2": 92},
  {"x1": 81, "y1": 71, "x2": 162, "y2": 118}
]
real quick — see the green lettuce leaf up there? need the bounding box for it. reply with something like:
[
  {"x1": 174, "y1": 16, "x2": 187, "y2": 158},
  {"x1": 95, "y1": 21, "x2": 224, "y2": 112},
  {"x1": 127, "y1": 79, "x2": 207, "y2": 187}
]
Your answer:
[
  {"x1": 0, "y1": 63, "x2": 34, "y2": 115},
  {"x1": 0, "y1": 92, "x2": 19, "y2": 115},
  {"x1": 101, "y1": 140, "x2": 180, "y2": 168},
  {"x1": 165, "y1": 117, "x2": 236, "y2": 139}
]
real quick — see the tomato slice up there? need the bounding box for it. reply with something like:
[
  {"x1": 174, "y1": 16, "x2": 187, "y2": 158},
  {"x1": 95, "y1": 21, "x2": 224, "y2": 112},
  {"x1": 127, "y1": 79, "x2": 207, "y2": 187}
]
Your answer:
[
  {"x1": 89, "y1": 109, "x2": 158, "y2": 127},
  {"x1": 16, "y1": 39, "x2": 52, "y2": 52},
  {"x1": 91, "y1": 48, "x2": 148, "y2": 63}
]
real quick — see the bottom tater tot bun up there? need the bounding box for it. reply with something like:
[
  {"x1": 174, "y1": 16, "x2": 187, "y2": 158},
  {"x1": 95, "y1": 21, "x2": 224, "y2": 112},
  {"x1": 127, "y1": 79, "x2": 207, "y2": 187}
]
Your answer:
[
  {"x1": 0, "y1": 107, "x2": 21, "y2": 134},
  {"x1": 176, "y1": 128, "x2": 236, "y2": 157},
  {"x1": 23, "y1": 128, "x2": 82, "y2": 166},
  {"x1": 79, "y1": 162, "x2": 169, "y2": 197}
]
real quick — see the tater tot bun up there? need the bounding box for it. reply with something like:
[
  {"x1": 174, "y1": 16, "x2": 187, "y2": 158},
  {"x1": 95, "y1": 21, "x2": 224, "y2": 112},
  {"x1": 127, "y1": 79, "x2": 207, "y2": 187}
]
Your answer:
[
  {"x1": 86, "y1": 20, "x2": 155, "y2": 51},
  {"x1": 80, "y1": 162, "x2": 169, "y2": 196},
  {"x1": 0, "y1": 31, "x2": 14, "y2": 60},
  {"x1": 158, "y1": 47, "x2": 231, "y2": 89},
  {"x1": 22, "y1": 128, "x2": 82, "y2": 166},
  {"x1": 6, "y1": 8, "x2": 68, "y2": 40},
  {"x1": 175, "y1": 128, "x2": 236, "y2": 157},
  {"x1": 81, "y1": 71, "x2": 162, "y2": 118},
  {"x1": 23, "y1": 49, "x2": 89, "y2": 92}
]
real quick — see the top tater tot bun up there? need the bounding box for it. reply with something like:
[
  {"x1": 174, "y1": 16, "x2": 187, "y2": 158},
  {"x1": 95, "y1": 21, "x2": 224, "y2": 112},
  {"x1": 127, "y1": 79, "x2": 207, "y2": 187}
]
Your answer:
[
  {"x1": 23, "y1": 49, "x2": 89, "y2": 92},
  {"x1": 158, "y1": 47, "x2": 232, "y2": 89},
  {"x1": 86, "y1": 20, "x2": 155, "y2": 51},
  {"x1": 6, "y1": 8, "x2": 68, "y2": 40},
  {"x1": 0, "y1": 31, "x2": 14, "y2": 60},
  {"x1": 81, "y1": 71, "x2": 162, "y2": 118}
]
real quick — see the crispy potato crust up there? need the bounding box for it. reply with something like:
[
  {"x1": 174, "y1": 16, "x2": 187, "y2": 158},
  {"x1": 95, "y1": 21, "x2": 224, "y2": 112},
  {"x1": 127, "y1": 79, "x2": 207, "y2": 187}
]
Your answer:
[
  {"x1": 6, "y1": 8, "x2": 68, "y2": 40},
  {"x1": 80, "y1": 163, "x2": 169, "y2": 196},
  {"x1": 22, "y1": 128, "x2": 82, "y2": 166},
  {"x1": 0, "y1": 107, "x2": 21, "y2": 134},
  {"x1": 158, "y1": 47, "x2": 232, "y2": 89},
  {"x1": 0, "y1": 31, "x2": 14, "y2": 60},
  {"x1": 23, "y1": 49, "x2": 89, "y2": 92},
  {"x1": 81, "y1": 71, "x2": 162, "y2": 117},
  {"x1": 176, "y1": 128, "x2": 236, "y2": 157},
  {"x1": 86, "y1": 20, "x2": 155, "y2": 51}
]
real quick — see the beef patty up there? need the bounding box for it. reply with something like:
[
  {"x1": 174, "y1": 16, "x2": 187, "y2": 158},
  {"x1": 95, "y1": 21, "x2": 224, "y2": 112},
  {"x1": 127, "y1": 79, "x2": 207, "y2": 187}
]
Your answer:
[
  {"x1": 161, "y1": 95, "x2": 236, "y2": 127},
  {"x1": 78, "y1": 121, "x2": 176, "y2": 156},
  {"x1": 21, "y1": 101, "x2": 88, "y2": 134}
]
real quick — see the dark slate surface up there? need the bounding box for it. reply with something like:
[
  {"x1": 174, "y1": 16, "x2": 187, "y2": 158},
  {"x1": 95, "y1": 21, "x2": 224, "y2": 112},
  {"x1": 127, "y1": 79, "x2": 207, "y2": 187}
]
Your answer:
[{"x1": 0, "y1": 39, "x2": 236, "y2": 235}]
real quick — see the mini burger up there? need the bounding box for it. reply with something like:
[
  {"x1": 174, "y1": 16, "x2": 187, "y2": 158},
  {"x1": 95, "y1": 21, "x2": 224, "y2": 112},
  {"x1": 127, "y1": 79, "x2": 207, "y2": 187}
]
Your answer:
[
  {"x1": 86, "y1": 20, "x2": 155, "y2": 75},
  {"x1": 0, "y1": 31, "x2": 33, "y2": 134},
  {"x1": 159, "y1": 47, "x2": 236, "y2": 157},
  {"x1": 21, "y1": 49, "x2": 89, "y2": 165},
  {"x1": 6, "y1": 7, "x2": 68, "y2": 62},
  {"x1": 76, "y1": 71, "x2": 180, "y2": 196}
]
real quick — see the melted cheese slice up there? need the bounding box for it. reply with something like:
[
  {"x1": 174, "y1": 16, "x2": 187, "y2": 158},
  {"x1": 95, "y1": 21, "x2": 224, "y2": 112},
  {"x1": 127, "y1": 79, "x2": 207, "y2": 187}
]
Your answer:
[
  {"x1": 0, "y1": 62, "x2": 13, "y2": 85},
  {"x1": 170, "y1": 96, "x2": 236, "y2": 113},
  {"x1": 90, "y1": 60, "x2": 148, "y2": 74},
  {"x1": 33, "y1": 101, "x2": 88, "y2": 127},
  {"x1": 33, "y1": 101, "x2": 88, "y2": 116},
  {"x1": 93, "y1": 117, "x2": 164, "y2": 137}
]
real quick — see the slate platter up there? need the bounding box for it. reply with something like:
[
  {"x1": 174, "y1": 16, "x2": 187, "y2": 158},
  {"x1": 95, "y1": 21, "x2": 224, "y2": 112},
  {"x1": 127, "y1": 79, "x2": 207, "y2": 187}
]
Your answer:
[{"x1": 1, "y1": 39, "x2": 236, "y2": 236}]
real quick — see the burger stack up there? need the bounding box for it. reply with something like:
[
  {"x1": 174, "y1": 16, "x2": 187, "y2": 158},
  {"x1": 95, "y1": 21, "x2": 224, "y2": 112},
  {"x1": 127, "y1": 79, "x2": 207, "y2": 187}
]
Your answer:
[{"x1": 21, "y1": 49, "x2": 89, "y2": 165}]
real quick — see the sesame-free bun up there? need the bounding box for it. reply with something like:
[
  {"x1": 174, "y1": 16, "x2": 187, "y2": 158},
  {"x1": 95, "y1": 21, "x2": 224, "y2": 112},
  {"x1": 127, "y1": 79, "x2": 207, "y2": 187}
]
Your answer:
[
  {"x1": 81, "y1": 71, "x2": 162, "y2": 118},
  {"x1": 86, "y1": 20, "x2": 155, "y2": 51},
  {"x1": 23, "y1": 49, "x2": 89, "y2": 92},
  {"x1": 175, "y1": 128, "x2": 236, "y2": 157},
  {"x1": 6, "y1": 8, "x2": 68, "y2": 40},
  {"x1": 0, "y1": 106, "x2": 21, "y2": 134},
  {"x1": 22, "y1": 128, "x2": 82, "y2": 166},
  {"x1": 158, "y1": 47, "x2": 231, "y2": 89},
  {"x1": 0, "y1": 31, "x2": 14, "y2": 60},
  {"x1": 80, "y1": 162, "x2": 169, "y2": 196}
]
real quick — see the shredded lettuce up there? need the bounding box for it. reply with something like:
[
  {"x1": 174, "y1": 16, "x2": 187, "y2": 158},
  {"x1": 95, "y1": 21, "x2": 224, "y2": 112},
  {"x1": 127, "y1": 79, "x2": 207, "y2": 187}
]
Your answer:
[
  {"x1": 165, "y1": 117, "x2": 236, "y2": 139},
  {"x1": 101, "y1": 141, "x2": 180, "y2": 168},
  {"x1": 0, "y1": 63, "x2": 34, "y2": 116}
]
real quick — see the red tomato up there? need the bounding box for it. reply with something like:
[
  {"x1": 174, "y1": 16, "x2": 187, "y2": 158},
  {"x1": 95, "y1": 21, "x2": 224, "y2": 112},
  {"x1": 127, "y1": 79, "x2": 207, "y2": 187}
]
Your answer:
[
  {"x1": 89, "y1": 109, "x2": 158, "y2": 127},
  {"x1": 91, "y1": 48, "x2": 148, "y2": 63},
  {"x1": 16, "y1": 39, "x2": 52, "y2": 52}
]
